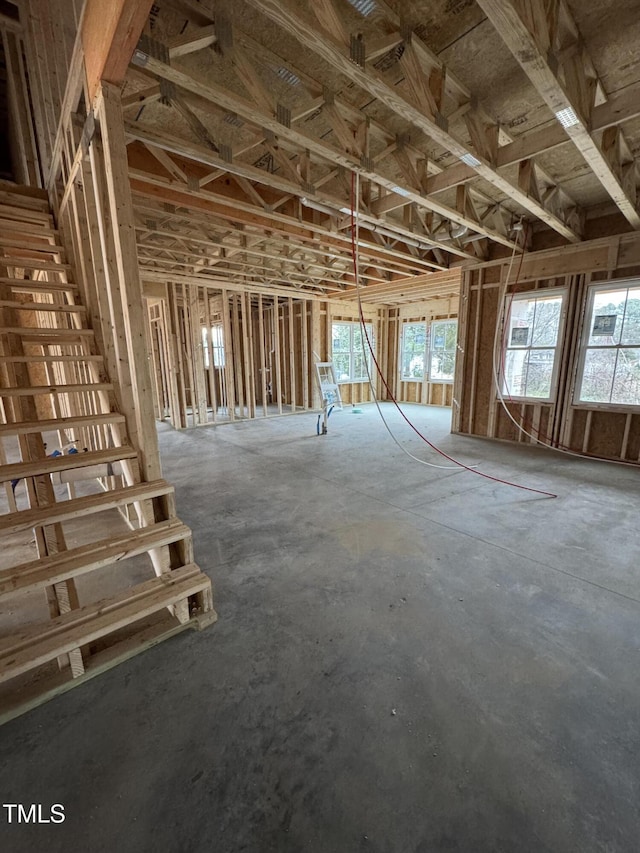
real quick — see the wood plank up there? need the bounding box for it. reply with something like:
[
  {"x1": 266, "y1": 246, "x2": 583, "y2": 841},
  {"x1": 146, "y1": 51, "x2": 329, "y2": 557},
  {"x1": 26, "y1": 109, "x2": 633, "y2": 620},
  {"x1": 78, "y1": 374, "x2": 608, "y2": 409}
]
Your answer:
[
  {"x1": 0, "y1": 326, "x2": 92, "y2": 336},
  {"x1": 0, "y1": 520, "x2": 192, "y2": 598},
  {"x1": 1, "y1": 383, "x2": 114, "y2": 398},
  {"x1": 0, "y1": 445, "x2": 138, "y2": 483},
  {"x1": 0, "y1": 202, "x2": 53, "y2": 223},
  {"x1": 98, "y1": 82, "x2": 163, "y2": 480},
  {"x1": 0, "y1": 238, "x2": 66, "y2": 254},
  {"x1": 0, "y1": 218, "x2": 57, "y2": 237},
  {"x1": 0, "y1": 354, "x2": 104, "y2": 364},
  {"x1": 0, "y1": 607, "x2": 214, "y2": 726},
  {"x1": 0, "y1": 190, "x2": 49, "y2": 211},
  {"x1": 0, "y1": 479, "x2": 174, "y2": 534},
  {"x1": 0, "y1": 301, "x2": 85, "y2": 313},
  {"x1": 0, "y1": 564, "x2": 210, "y2": 683},
  {"x1": 0, "y1": 412, "x2": 125, "y2": 437},
  {"x1": 0, "y1": 257, "x2": 72, "y2": 272},
  {"x1": 1, "y1": 277, "x2": 77, "y2": 293},
  {"x1": 82, "y1": 0, "x2": 155, "y2": 102}
]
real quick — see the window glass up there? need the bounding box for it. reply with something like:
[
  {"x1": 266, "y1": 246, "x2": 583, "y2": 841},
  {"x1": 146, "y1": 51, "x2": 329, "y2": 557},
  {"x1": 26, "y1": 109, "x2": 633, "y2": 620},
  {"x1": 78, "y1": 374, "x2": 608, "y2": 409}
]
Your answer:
[
  {"x1": 400, "y1": 322, "x2": 428, "y2": 380},
  {"x1": 430, "y1": 320, "x2": 457, "y2": 382},
  {"x1": 332, "y1": 322, "x2": 374, "y2": 382},
  {"x1": 578, "y1": 283, "x2": 640, "y2": 406},
  {"x1": 502, "y1": 292, "x2": 563, "y2": 400}
]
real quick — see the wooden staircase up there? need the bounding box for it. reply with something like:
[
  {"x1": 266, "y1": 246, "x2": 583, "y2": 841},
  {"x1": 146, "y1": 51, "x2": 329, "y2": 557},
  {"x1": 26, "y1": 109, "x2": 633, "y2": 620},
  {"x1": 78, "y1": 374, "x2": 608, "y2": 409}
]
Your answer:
[{"x1": 0, "y1": 184, "x2": 216, "y2": 722}]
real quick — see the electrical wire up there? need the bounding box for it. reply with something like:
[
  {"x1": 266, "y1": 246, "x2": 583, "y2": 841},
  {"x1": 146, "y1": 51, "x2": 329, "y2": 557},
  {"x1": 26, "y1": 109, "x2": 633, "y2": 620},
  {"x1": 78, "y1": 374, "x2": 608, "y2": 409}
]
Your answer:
[
  {"x1": 349, "y1": 170, "x2": 558, "y2": 498},
  {"x1": 351, "y1": 173, "x2": 463, "y2": 470}
]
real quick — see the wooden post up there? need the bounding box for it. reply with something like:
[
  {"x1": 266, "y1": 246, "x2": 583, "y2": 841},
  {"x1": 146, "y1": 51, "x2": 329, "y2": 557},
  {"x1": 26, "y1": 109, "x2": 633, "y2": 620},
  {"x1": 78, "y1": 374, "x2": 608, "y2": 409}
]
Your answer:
[
  {"x1": 288, "y1": 297, "x2": 296, "y2": 412},
  {"x1": 96, "y1": 82, "x2": 162, "y2": 480},
  {"x1": 258, "y1": 293, "x2": 268, "y2": 417},
  {"x1": 221, "y1": 290, "x2": 236, "y2": 420},
  {"x1": 310, "y1": 300, "x2": 321, "y2": 408}
]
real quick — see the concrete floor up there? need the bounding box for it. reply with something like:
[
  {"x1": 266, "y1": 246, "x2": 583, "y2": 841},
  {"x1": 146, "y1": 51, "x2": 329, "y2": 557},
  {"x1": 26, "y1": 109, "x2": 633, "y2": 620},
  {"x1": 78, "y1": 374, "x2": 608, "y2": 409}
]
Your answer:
[{"x1": 1, "y1": 403, "x2": 639, "y2": 853}]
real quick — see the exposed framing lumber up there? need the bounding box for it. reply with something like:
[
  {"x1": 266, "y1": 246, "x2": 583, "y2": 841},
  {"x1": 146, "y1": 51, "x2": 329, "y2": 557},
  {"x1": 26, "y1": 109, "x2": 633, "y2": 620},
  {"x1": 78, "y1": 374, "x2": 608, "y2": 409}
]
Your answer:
[
  {"x1": 82, "y1": 0, "x2": 155, "y2": 102},
  {"x1": 476, "y1": 0, "x2": 640, "y2": 229},
  {"x1": 244, "y1": 0, "x2": 582, "y2": 243},
  {"x1": 129, "y1": 52, "x2": 518, "y2": 253}
]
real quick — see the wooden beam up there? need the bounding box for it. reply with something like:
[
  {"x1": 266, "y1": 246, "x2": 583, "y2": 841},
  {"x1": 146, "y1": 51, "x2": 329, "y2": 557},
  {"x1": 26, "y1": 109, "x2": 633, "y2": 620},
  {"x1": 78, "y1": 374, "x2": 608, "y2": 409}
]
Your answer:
[
  {"x1": 476, "y1": 0, "x2": 640, "y2": 229},
  {"x1": 168, "y1": 24, "x2": 217, "y2": 59},
  {"x1": 82, "y1": 0, "x2": 154, "y2": 102},
  {"x1": 129, "y1": 53, "x2": 517, "y2": 252},
  {"x1": 245, "y1": 0, "x2": 583, "y2": 243}
]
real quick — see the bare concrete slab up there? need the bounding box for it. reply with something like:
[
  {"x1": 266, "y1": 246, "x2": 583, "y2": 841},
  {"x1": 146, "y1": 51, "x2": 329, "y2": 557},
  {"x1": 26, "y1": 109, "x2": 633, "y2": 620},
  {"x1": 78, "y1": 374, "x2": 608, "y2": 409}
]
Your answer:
[{"x1": 0, "y1": 404, "x2": 638, "y2": 852}]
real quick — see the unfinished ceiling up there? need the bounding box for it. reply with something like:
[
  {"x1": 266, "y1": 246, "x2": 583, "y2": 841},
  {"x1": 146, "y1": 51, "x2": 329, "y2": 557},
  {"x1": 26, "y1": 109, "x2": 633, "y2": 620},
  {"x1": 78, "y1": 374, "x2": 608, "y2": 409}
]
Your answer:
[{"x1": 122, "y1": 0, "x2": 640, "y2": 302}]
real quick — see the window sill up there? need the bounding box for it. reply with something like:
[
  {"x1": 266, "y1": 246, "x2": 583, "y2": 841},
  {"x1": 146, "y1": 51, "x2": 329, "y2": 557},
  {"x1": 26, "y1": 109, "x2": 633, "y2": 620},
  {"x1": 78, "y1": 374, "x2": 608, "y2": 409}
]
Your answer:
[{"x1": 571, "y1": 400, "x2": 640, "y2": 413}]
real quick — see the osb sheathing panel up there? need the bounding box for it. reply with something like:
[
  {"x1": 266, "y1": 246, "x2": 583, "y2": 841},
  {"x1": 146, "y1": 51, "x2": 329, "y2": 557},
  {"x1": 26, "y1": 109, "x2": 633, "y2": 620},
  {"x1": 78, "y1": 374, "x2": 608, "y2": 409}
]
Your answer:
[
  {"x1": 583, "y1": 411, "x2": 628, "y2": 459},
  {"x1": 624, "y1": 414, "x2": 640, "y2": 460},
  {"x1": 470, "y1": 284, "x2": 499, "y2": 436},
  {"x1": 570, "y1": 0, "x2": 640, "y2": 93}
]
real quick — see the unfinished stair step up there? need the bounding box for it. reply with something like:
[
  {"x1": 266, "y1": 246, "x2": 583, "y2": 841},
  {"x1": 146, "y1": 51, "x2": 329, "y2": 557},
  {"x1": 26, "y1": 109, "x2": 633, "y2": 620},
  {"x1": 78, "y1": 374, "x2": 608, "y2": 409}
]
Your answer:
[
  {"x1": 0, "y1": 445, "x2": 138, "y2": 484},
  {"x1": 0, "y1": 238, "x2": 66, "y2": 254},
  {"x1": 0, "y1": 412, "x2": 125, "y2": 437},
  {"x1": 0, "y1": 326, "x2": 93, "y2": 337},
  {"x1": 0, "y1": 189, "x2": 50, "y2": 212},
  {"x1": 0, "y1": 564, "x2": 211, "y2": 684},
  {"x1": 0, "y1": 257, "x2": 72, "y2": 273},
  {"x1": 0, "y1": 203, "x2": 53, "y2": 225},
  {"x1": 0, "y1": 478, "x2": 174, "y2": 534},
  {"x1": 0, "y1": 276, "x2": 77, "y2": 293},
  {"x1": 0, "y1": 382, "x2": 113, "y2": 397},
  {"x1": 0, "y1": 301, "x2": 86, "y2": 314},
  {"x1": 0, "y1": 218, "x2": 59, "y2": 238},
  {"x1": 0, "y1": 353, "x2": 104, "y2": 364},
  {"x1": 0, "y1": 519, "x2": 192, "y2": 598}
]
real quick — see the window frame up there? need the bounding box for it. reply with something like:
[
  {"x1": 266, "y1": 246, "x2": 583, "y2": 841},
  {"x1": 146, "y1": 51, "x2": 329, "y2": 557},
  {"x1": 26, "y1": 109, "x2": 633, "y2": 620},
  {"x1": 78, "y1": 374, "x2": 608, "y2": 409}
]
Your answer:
[
  {"x1": 500, "y1": 288, "x2": 567, "y2": 403},
  {"x1": 399, "y1": 321, "x2": 429, "y2": 381},
  {"x1": 429, "y1": 319, "x2": 458, "y2": 384},
  {"x1": 331, "y1": 320, "x2": 375, "y2": 384},
  {"x1": 202, "y1": 324, "x2": 226, "y2": 369},
  {"x1": 574, "y1": 277, "x2": 640, "y2": 411}
]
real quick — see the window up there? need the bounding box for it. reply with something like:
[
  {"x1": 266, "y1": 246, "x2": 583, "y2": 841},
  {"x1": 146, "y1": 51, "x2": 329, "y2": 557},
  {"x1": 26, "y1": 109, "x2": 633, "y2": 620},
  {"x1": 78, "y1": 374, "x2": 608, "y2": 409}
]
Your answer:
[
  {"x1": 400, "y1": 322, "x2": 428, "y2": 380},
  {"x1": 202, "y1": 325, "x2": 225, "y2": 368},
  {"x1": 577, "y1": 281, "x2": 640, "y2": 406},
  {"x1": 502, "y1": 291, "x2": 564, "y2": 400},
  {"x1": 429, "y1": 319, "x2": 457, "y2": 382},
  {"x1": 332, "y1": 321, "x2": 374, "y2": 382}
]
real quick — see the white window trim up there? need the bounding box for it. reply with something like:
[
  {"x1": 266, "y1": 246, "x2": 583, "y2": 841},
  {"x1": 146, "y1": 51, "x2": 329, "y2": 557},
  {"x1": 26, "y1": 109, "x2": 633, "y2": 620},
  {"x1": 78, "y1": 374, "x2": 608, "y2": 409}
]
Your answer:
[
  {"x1": 332, "y1": 321, "x2": 375, "y2": 384},
  {"x1": 399, "y1": 321, "x2": 428, "y2": 382},
  {"x1": 499, "y1": 288, "x2": 567, "y2": 403},
  {"x1": 429, "y1": 319, "x2": 458, "y2": 385},
  {"x1": 573, "y1": 277, "x2": 640, "y2": 411}
]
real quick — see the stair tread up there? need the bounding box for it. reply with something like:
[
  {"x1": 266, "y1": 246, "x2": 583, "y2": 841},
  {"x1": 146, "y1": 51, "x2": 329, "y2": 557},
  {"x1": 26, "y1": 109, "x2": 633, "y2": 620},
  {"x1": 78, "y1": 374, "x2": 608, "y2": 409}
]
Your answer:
[
  {"x1": 0, "y1": 189, "x2": 50, "y2": 209},
  {"x1": 0, "y1": 238, "x2": 66, "y2": 253},
  {"x1": 0, "y1": 354, "x2": 104, "y2": 363},
  {"x1": 0, "y1": 478, "x2": 174, "y2": 534},
  {"x1": 0, "y1": 519, "x2": 192, "y2": 598},
  {"x1": 0, "y1": 183, "x2": 49, "y2": 202},
  {"x1": 0, "y1": 413, "x2": 125, "y2": 436},
  {"x1": 0, "y1": 564, "x2": 209, "y2": 683},
  {"x1": 0, "y1": 277, "x2": 77, "y2": 292},
  {"x1": 0, "y1": 203, "x2": 53, "y2": 223},
  {"x1": 0, "y1": 257, "x2": 72, "y2": 271},
  {"x1": 0, "y1": 301, "x2": 85, "y2": 313},
  {"x1": 0, "y1": 220, "x2": 59, "y2": 237},
  {"x1": 0, "y1": 326, "x2": 92, "y2": 335},
  {"x1": 0, "y1": 445, "x2": 138, "y2": 483},
  {"x1": 1, "y1": 383, "x2": 113, "y2": 396}
]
